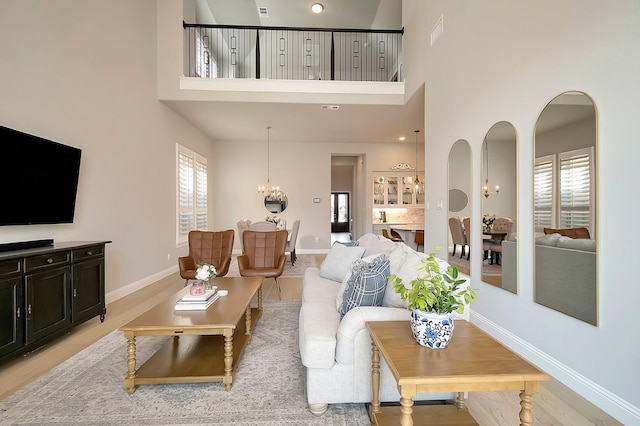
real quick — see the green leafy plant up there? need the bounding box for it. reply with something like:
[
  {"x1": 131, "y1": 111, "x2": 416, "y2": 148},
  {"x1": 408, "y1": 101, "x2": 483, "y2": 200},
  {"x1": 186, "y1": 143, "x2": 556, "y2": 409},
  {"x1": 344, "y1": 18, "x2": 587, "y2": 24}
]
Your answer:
[{"x1": 389, "y1": 247, "x2": 478, "y2": 315}]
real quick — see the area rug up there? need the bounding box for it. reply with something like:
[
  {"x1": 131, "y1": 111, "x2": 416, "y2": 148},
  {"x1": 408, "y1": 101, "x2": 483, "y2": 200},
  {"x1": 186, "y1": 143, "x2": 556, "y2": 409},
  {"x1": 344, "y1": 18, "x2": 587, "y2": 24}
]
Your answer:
[
  {"x1": 0, "y1": 300, "x2": 369, "y2": 425},
  {"x1": 225, "y1": 254, "x2": 317, "y2": 278}
]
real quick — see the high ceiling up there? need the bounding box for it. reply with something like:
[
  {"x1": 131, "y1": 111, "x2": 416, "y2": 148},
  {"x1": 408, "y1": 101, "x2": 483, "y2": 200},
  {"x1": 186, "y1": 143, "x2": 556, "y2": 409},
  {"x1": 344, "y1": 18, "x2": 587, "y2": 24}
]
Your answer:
[{"x1": 164, "y1": 0, "x2": 417, "y2": 145}]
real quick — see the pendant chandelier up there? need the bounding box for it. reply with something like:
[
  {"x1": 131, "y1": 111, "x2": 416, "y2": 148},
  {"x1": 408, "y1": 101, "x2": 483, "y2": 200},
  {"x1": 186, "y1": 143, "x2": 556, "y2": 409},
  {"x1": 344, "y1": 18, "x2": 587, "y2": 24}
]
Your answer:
[
  {"x1": 483, "y1": 138, "x2": 500, "y2": 198},
  {"x1": 257, "y1": 126, "x2": 285, "y2": 201},
  {"x1": 414, "y1": 130, "x2": 424, "y2": 194}
]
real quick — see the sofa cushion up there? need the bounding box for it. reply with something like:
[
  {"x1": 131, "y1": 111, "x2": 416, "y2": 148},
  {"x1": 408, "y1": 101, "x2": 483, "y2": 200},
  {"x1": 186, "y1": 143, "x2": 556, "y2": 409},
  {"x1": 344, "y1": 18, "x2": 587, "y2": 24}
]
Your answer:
[
  {"x1": 535, "y1": 233, "x2": 562, "y2": 246},
  {"x1": 338, "y1": 255, "x2": 389, "y2": 318},
  {"x1": 319, "y1": 243, "x2": 366, "y2": 282},
  {"x1": 302, "y1": 267, "x2": 341, "y2": 305},
  {"x1": 382, "y1": 246, "x2": 428, "y2": 308},
  {"x1": 299, "y1": 301, "x2": 341, "y2": 369}
]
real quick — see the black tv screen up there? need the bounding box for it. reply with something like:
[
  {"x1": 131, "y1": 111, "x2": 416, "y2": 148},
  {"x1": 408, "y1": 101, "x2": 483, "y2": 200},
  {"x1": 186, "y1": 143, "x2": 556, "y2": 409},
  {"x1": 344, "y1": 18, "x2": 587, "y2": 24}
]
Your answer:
[{"x1": 0, "y1": 125, "x2": 82, "y2": 226}]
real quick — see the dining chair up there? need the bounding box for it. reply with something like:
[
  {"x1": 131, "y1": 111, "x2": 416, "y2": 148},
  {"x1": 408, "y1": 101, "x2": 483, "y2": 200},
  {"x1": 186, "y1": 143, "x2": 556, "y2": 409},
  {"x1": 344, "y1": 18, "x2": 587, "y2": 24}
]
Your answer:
[
  {"x1": 236, "y1": 219, "x2": 251, "y2": 252},
  {"x1": 285, "y1": 219, "x2": 300, "y2": 266},
  {"x1": 448, "y1": 217, "x2": 467, "y2": 258},
  {"x1": 178, "y1": 229, "x2": 234, "y2": 286},
  {"x1": 463, "y1": 217, "x2": 490, "y2": 261},
  {"x1": 238, "y1": 230, "x2": 288, "y2": 298},
  {"x1": 249, "y1": 221, "x2": 277, "y2": 231}
]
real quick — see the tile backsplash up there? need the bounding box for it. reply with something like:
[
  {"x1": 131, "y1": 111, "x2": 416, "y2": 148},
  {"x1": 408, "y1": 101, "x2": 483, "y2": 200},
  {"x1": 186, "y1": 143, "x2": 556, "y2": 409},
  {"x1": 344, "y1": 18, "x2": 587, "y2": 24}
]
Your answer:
[{"x1": 372, "y1": 208, "x2": 424, "y2": 224}]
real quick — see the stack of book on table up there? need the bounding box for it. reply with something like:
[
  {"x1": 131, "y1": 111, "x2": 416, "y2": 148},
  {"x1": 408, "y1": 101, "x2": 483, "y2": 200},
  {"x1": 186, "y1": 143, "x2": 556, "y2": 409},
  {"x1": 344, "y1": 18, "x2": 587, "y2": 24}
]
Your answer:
[{"x1": 174, "y1": 287, "x2": 219, "y2": 311}]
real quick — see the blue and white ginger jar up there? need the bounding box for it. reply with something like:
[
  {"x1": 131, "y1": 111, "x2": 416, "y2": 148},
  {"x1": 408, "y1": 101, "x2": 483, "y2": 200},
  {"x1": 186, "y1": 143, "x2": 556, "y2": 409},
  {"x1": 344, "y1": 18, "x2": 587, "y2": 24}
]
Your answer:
[{"x1": 410, "y1": 309, "x2": 455, "y2": 349}]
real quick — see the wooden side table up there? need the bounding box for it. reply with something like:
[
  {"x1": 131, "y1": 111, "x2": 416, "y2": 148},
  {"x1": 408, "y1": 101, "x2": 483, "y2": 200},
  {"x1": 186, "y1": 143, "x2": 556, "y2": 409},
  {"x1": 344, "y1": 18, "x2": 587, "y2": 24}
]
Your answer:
[{"x1": 366, "y1": 320, "x2": 549, "y2": 426}]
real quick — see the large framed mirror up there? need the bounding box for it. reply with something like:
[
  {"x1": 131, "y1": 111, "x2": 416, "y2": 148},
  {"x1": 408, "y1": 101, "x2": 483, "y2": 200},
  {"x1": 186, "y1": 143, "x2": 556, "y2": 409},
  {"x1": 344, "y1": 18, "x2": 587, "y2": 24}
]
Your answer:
[
  {"x1": 481, "y1": 122, "x2": 517, "y2": 294},
  {"x1": 447, "y1": 140, "x2": 471, "y2": 276},
  {"x1": 534, "y1": 91, "x2": 597, "y2": 325}
]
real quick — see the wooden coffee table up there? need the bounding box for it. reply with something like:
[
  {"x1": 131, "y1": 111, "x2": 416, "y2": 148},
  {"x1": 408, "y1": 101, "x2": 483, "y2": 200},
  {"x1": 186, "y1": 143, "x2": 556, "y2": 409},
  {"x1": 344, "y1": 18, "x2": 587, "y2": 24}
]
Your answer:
[
  {"x1": 366, "y1": 320, "x2": 550, "y2": 426},
  {"x1": 119, "y1": 276, "x2": 263, "y2": 394}
]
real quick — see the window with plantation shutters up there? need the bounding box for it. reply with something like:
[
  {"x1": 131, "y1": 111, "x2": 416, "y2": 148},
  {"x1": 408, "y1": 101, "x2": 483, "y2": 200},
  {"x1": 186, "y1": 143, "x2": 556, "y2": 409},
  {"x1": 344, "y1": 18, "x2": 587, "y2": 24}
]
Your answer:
[
  {"x1": 559, "y1": 148, "x2": 592, "y2": 229},
  {"x1": 534, "y1": 155, "x2": 555, "y2": 231},
  {"x1": 534, "y1": 148, "x2": 593, "y2": 233},
  {"x1": 177, "y1": 144, "x2": 207, "y2": 245}
]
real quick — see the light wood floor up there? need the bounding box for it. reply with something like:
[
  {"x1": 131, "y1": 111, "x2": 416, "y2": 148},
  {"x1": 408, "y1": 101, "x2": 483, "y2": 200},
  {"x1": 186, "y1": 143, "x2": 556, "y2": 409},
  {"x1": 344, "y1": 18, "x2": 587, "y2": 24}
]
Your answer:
[{"x1": 0, "y1": 270, "x2": 621, "y2": 425}]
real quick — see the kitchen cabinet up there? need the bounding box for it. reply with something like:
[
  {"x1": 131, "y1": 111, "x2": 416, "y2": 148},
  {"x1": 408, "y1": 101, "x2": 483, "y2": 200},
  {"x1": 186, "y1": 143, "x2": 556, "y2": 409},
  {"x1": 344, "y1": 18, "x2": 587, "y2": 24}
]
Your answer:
[{"x1": 373, "y1": 172, "x2": 424, "y2": 207}]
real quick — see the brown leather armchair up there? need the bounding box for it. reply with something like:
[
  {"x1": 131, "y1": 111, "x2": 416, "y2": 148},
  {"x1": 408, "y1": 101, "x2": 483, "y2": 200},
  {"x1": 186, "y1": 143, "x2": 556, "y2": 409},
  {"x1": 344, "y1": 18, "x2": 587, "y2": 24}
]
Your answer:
[
  {"x1": 178, "y1": 230, "x2": 234, "y2": 285},
  {"x1": 238, "y1": 230, "x2": 288, "y2": 296}
]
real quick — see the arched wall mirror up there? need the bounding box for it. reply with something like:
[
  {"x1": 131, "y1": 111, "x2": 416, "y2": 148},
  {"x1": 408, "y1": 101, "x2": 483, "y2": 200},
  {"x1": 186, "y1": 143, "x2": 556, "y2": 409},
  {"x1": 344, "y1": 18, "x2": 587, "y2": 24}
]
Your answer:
[
  {"x1": 264, "y1": 190, "x2": 288, "y2": 213},
  {"x1": 481, "y1": 122, "x2": 518, "y2": 294},
  {"x1": 447, "y1": 139, "x2": 471, "y2": 277},
  {"x1": 534, "y1": 91, "x2": 597, "y2": 325}
]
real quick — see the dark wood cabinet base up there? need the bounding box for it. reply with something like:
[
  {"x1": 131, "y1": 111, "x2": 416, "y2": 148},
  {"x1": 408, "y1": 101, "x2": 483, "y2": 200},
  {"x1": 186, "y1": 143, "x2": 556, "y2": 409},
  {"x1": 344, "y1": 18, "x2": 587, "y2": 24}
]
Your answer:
[{"x1": 0, "y1": 241, "x2": 110, "y2": 364}]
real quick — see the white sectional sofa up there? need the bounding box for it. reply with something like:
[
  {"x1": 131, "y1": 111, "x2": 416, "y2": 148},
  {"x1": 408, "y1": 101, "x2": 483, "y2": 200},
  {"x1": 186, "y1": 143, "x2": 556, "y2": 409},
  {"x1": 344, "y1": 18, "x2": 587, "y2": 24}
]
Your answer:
[
  {"x1": 298, "y1": 233, "x2": 467, "y2": 415},
  {"x1": 502, "y1": 234, "x2": 596, "y2": 323}
]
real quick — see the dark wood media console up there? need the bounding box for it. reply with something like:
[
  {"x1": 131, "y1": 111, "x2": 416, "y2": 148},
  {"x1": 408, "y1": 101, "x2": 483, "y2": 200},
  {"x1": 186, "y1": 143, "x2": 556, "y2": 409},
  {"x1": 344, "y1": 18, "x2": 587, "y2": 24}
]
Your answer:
[{"x1": 0, "y1": 241, "x2": 110, "y2": 363}]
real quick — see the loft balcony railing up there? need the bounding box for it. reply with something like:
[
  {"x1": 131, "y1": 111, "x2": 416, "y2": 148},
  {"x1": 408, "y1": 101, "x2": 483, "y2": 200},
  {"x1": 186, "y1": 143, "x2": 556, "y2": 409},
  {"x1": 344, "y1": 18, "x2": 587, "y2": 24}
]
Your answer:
[{"x1": 183, "y1": 22, "x2": 403, "y2": 82}]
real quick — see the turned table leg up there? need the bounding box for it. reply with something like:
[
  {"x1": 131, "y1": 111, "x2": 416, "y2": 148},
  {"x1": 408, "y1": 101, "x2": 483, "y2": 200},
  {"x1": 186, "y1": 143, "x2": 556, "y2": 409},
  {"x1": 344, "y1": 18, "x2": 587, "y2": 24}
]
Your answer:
[
  {"x1": 245, "y1": 306, "x2": 252, "y2": 336},
  {"x1": 124, "y1": 334, "x2": 137, "y2": 394},
  {"x1": 223, "y1": 331, "x2": 234, "y2": 391},
  {"x1": 370, "y1": 341, "x2": 381, "y2": 416},
  {"x1": 519, "y1": 381, "x2": 541, "y2": 426}
]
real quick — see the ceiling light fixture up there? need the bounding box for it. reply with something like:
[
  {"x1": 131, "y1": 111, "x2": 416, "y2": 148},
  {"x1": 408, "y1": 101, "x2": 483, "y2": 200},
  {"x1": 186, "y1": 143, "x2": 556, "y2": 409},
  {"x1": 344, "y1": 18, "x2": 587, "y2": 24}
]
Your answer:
[
  {"x1": 414, "y1": 130, "x2": 424, "y2": 194},
  {"x1": 311, "y1": 3, "x2": 324, "y2": 14},
  {"x1": 483, "y1": 138, "x2": 500, "y2": 198}
]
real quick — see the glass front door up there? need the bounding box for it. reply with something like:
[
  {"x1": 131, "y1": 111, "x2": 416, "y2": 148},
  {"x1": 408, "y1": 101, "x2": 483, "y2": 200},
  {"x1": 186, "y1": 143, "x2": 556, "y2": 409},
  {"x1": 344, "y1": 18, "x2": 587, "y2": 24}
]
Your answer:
[{"x1": 331, "y1": 192, "x2": 350, "y2": 233}]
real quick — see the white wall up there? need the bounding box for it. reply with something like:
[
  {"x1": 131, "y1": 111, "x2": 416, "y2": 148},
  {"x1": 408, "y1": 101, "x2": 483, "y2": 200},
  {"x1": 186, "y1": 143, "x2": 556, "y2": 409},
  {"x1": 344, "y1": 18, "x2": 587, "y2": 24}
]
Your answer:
[
  {"x1": 0, "y1": 0, "x2": 214, "y2": 299},
  {"x1": 404, "y1": 0, "x2": 640, "y2": 423},
  {"x1": 212, "y1": 139, "x2": 421, "y2": 252}
]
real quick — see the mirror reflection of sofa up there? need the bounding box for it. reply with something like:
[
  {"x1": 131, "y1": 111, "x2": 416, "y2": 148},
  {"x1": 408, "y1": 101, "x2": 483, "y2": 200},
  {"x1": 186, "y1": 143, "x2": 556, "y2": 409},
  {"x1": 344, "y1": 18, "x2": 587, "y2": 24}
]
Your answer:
[{"x1": 502, "y1": 231, "x2": 596, "y2": 324}]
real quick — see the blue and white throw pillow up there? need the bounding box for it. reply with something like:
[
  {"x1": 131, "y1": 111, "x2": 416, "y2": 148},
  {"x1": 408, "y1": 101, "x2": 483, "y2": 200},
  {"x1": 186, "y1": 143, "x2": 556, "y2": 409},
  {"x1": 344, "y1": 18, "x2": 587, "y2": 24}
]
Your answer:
[
  {"x1": 338, "y1": 254, "x2": 390, "y2": 318},
  {"x1": 334, "y1": 240, "x2": 359, "y2": 247}
]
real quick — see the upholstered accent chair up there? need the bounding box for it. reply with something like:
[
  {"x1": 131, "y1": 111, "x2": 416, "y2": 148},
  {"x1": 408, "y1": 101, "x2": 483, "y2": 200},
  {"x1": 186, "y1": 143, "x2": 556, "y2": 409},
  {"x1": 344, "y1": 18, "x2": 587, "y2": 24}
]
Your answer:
[
  {"x1": 178, "y1": 230, "x2": 234, "y2": 286},
  {"x1": 238, "y1": 230, "x2": 288, "y2": 296},
  {"x1": 285, "y1": 219, "x2": 301, "y2": 266},
  {"x1": 448, "y1": 217, "x2": 468, "y2": 258}
]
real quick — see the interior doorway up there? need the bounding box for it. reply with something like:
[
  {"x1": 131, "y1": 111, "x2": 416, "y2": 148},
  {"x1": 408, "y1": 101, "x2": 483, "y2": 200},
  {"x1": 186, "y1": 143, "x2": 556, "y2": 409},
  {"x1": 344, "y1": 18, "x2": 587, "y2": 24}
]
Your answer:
[
  {"x1": 331, "y1": 155, "x2": 363, "y2": 241},
  {"x1": 331, "y1": 192, "x2": 350, "y2": 233}
]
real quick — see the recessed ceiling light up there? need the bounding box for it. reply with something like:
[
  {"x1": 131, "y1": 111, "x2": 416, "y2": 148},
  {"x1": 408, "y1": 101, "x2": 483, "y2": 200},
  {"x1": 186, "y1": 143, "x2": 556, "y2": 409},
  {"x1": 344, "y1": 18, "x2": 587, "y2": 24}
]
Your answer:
[
  {"x1": 399, "y1": 136, "x2": 406, "y2": 141},
  {"x1": 311, "y1": 3, "x2": 324, "y2": 14}
]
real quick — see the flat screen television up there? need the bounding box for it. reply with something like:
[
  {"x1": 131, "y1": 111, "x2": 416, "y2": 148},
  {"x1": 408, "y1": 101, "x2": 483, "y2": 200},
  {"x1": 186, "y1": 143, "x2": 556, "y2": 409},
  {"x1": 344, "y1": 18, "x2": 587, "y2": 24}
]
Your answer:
[{"x1": 0, "y1": 125, "x2": 82, "y2": 226}]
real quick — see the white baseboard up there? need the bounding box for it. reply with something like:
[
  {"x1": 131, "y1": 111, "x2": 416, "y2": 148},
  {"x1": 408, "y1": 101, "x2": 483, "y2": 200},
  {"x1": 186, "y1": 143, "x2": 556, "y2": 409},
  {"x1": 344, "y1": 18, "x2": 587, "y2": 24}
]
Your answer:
[
  {"x1": 470, "y1": 312, "x2": 639, "y2": 425},
  {"x1": 105, "y1": 265, "x2": 179, "y2": 304}
]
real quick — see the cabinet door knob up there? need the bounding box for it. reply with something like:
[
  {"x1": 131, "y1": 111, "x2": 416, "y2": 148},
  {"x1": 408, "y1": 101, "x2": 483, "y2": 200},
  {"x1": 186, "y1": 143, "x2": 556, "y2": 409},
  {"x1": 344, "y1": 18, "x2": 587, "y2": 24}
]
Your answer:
[
  {"x1": 73, "y1": 288, "x2": 77, "y2": 297},
  {"x1": 17, "y1": 307, "x2": 21, "y2": 318},
  {"x1": 28, "y1": 304, "x2": 32, "y2": 315},
  {"x1": 86, "y1": 251, "x2": 93, "y2": 256},
  {"x1": 46, "y1": 258, "x2": 54, "y2": 264}
]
